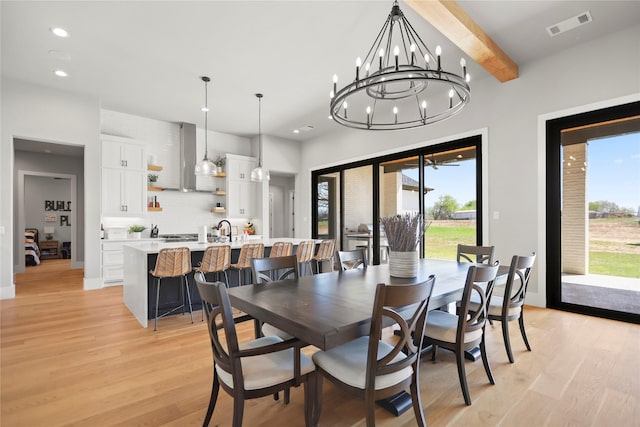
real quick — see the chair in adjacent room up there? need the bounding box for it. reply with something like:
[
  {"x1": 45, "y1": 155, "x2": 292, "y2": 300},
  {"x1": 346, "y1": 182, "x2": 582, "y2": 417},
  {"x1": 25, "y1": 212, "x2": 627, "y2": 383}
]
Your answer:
[
  {"x1": 194, "y1": 273, "x2": 315, "y2": 427},
  {"x1": 336, "y1": 249, "x2": 368, "y2": 271},
  {"x1": 312, "y1": 275, "x2": 436, "y2": 427},
  {"x1": 269, "y1": 241, "x2": 293, "y2": 258},
  {"x1": 295, "y1": 240, "x2": 315, "y2": 276},
  {"x1": 195, "y1": 245, "x2": 231, "y2": 286},
  {"x1": 311, "y1": 239, "x2": 335, "y2": 273},
  {"x1": 456, "y1": 244, "x2": 495, "y2": 264},
  {"x1": 469, "y1": 252, "x2": 536, "y2": 363},
  {"x1": 424, "y1": 263, "x2": 499, "y2": 405},
  {"x1": 149, "y1": 247, "x2": 194, "y2": 331},
  {"x1": 229, "y1": 243, "x2": 264, "y2": 286}
]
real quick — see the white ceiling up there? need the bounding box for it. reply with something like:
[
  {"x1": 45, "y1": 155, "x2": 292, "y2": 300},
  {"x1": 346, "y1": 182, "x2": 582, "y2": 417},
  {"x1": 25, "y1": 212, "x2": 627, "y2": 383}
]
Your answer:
[{"x1": 2, "y1": 1, "x2": 639, "y2": 143}]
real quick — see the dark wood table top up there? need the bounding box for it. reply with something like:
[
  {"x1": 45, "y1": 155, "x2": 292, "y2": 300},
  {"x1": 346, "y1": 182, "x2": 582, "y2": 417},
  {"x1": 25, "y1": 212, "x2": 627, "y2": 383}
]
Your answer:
[{"x1": 227, "y1": 259, "x2": 507, "y2": 350}]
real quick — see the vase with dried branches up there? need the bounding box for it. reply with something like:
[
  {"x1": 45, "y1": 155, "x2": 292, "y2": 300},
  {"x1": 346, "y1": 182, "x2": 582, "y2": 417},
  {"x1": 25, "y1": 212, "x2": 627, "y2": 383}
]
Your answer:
[{"x1": 380, "y1": 212, "x2": 427, "y2": 277}]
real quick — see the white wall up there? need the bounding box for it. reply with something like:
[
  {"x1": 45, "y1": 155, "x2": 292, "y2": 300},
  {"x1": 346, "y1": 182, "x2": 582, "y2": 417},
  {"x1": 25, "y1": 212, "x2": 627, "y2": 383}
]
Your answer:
[
  {"x1": 1, "y1": 78, "x2": 101, "y2": 297},
  {"x1": 296, "y1": 24, "x2": 640, "y2": 307}
]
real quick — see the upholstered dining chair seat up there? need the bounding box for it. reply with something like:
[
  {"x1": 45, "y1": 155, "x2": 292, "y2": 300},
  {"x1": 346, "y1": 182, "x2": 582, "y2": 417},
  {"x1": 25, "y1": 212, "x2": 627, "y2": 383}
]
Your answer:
[
  {"x1": 261, "y1": 323, "x2": 294, "y2": 341},
  {"x1": 312, "y1": 336, "x2": 412, "y2": 390},
  {"x1": 469, "y1": 294, "x2": 522, "y2": 317},
  {"x1": 215, "y1": 336, "x2": 315, "y2": 391},
  {"x1": 424, "y1": 310, "x2": 483, "y2": 344}
]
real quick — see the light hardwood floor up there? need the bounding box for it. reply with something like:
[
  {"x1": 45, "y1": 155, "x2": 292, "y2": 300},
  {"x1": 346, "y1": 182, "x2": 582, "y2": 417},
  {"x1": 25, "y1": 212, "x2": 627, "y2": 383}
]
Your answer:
[{"x1": 2, "y1": 259, "x2": 638, "y2": 426}]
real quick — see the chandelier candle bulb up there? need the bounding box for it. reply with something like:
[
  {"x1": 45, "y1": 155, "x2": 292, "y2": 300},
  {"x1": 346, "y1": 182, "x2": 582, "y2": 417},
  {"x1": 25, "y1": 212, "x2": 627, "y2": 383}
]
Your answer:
[
  {"x1": 436, "y1": 45, "x2": 442, "y2": 71},
  {"x1": 421, "y1": 100, "x2": 427, "y2": 120},
  {"x1": 460, "y1": 58, "x2": 467, "y2": 78},
  {"x1": 366, "y1": 106, "x2": 371, "y2": 127},
  {"x1": 343, "y1": 101, "x2": 348, "y2": 119},
  {"x1": 332, "y1": 74, "x2": 338, "y2": 95},
  {"x1": 410, "y1": 43, "x2": 416, "y2": 65},
  {"x1": 393, "y1": 106, "x2": 398, "y2": 124},
  {"x1": 394, "y1": 45, "x2": 400, "y2": 70},
  {"x1": 355, "y1": 57, "x2": 362, "y2": 81},
  {"x1": 365, "y1": 62, "x2": 370, "y2": 77},
  {"x1": 449, "y1": 89, "x2": 454, "y2": 108},
  {"x1": 379, "y1": 48, "x2": 384, "y2": 70}
]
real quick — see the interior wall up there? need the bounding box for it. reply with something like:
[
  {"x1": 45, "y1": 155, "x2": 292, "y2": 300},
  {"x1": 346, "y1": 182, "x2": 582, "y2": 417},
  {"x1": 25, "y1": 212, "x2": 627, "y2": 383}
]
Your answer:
[
  {"x1": 1, "y1": 78, "x2": 101, "y2": 297},
  {"x1": 297, "y1": 24, "x2": 640, "y2": 308}
]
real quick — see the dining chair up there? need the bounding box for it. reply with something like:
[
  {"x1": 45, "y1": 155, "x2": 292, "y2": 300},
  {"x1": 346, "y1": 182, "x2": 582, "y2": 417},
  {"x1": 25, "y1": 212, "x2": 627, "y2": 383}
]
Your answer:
[
  {"x1": 194, "y1": 273, "x2": 315, "y2": 427},
  {"x1": 311, "y1": 239, "x2": 335, "y2": 273},
  {"x1": 312, "y1": 275, "x2": 436, "y2": 427},
  {"x1": 269, "y1": 241, "x2": 293, "y2": 258},
  {"x1": 456, "y1": 244, "x2": 495, "y2": 264},
  {"x1": 195, "y1": 245, "x2": 231, "y2": 286},
  {"x1": 295, "y1": 240, "x2": 315, "y2": 276},
  {"x1": 149, "y1": 247, "x2": 193, "y2": 331},
  {"x1": 469, "y1": 252, "x2": 536, "y2": 363},
  {"x1": 229, "y1": 243, "x2": 264, "y2": 286},
  {"x1": 424, "y1": 263, "x2": 499, "y2": 405},
  {"x1": 336, "y1": 249, "x2": 368, "y2": 271}
]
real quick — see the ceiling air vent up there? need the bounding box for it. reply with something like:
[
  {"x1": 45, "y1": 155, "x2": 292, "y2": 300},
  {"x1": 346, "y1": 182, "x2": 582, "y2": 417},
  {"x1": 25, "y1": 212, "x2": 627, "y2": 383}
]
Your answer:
[{"x1": 546, "y1": 11, "x2": 592, "y2": 37}]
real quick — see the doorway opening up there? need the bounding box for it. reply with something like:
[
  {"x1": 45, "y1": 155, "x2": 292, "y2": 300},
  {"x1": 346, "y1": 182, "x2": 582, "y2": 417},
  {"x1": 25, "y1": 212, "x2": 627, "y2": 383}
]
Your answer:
[
  {"x1": 546, "y1": 101, "x2": 640, "y2": 323},
  {"x1": 268, "y1": 173, "x2": 295, "y2": 238}
]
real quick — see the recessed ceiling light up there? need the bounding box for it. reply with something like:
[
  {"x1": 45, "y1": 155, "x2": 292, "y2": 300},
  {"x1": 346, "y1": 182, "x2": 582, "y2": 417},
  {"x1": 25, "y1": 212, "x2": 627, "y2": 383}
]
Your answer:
[
  {"x1": 293, "y1": 129, "x2": 300, "y2": 134},
  {"x1": 54, "y1": 70, "x2": 68, "y2": 77},
  {"x1": 50, "y1": 27, "x2": 69, "y2": 38},
  {"x1": 201, "y1": 107, "x2": 209, "y2": 112}
]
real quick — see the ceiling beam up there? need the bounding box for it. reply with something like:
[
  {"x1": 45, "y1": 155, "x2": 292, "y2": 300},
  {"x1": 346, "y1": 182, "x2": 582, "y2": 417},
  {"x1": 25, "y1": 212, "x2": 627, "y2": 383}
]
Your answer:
[{"x1": 404, "y1": 0, "x2": 519, "y2": 82}]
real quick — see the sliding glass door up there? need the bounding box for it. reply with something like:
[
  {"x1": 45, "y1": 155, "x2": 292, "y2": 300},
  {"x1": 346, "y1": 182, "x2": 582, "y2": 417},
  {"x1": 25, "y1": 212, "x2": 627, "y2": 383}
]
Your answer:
[{"x1": 312, "y1": 135, "x2": 482, "y2": 265}]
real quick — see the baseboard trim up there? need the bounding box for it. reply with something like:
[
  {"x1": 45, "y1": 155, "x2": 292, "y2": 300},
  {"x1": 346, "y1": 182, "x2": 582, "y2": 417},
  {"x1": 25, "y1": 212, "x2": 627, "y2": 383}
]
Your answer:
[
  {"x1": 1, "y1": 284, "x2": 16, "y2": 299},
  {"x1": 83, "y1": 277, "x2": 103, "y2": 290}
]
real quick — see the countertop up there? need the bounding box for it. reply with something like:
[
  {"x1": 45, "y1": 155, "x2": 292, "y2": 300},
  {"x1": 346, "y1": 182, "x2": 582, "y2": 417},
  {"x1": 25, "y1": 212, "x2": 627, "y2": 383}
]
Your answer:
[{"x1": 122, "y1": 237, "x2": 319, "y2": 254}]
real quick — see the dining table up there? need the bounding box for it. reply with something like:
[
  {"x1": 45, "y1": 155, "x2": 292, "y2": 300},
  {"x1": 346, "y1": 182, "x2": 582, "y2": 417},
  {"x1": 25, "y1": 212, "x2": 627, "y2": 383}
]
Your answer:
[{"x1": 227, "y1": 258, "x2": 508, "y2": 416}]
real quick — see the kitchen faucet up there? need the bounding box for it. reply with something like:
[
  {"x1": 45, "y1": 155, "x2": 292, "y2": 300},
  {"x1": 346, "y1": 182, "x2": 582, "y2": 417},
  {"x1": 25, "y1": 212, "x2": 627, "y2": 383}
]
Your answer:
[{"x1": 217, "y1": 220, "x2": 232, "y2": 241}]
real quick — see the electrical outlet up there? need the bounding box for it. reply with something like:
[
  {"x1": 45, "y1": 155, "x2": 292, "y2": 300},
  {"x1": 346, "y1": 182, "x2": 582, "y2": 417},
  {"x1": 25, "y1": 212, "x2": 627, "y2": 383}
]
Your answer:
[{"x1": 493, "y1": 211, "x2": 500, "y2": 220}]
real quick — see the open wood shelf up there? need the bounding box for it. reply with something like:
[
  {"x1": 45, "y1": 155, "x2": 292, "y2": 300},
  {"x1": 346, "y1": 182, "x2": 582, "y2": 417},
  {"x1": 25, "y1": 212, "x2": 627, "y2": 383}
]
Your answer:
[
  {"x1": 148, "y1": 186, "x2": 164, "y2": 191},
  {"x1": 214, "y1": 172, "x2": 226, "y2": 178},
  {"x1": 214, "y1": 191, "x2": 226, "y2": 196},
  {"x1": 147, "y1": 164, "x2": 163, "y2": 171},
  {"x1": 148, "y1": 207, "x2": 163, "y2": 212},
  {"x1": 211, "y1": 208, "x2": 226, "y2": 214}
]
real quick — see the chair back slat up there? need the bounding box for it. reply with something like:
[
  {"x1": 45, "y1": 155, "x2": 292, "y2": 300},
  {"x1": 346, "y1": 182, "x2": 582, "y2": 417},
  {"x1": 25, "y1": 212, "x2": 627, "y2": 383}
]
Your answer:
[
  {"x1": 313, "y1": 239, "x2": 336, "y2": 261},
  {"x1": 457, "y1": 244, "x2": 495, "y2": 265},
  {"x1": 198, "y1": 245, "x2": 231, "y2": 273},
  {"x1": 295, "y1": 240, "x2": 315, "y2": 263},
  {"x1": 251, "y1": 255, "x2": 299, "y2": 283},
  {"x1": 150, "y1": 247, "x2": 192, "y2": 277},
  {"x1": 457, "y1": 263, "x2": 499, "y2": 338},
  {"x1": 337, "y1": 249, "x2": 367, "y2": 271},
  {"x1": 504, "y1": 252, "x2": 536, "y2": 310},
  {"x1": 269, "y1": 241, "x2": 293, "y2": 258},
  {"x1": 365, "y1": 276, "x2": 436, "y2": 389},
  {"x1": 235, "y1": 243, "x2": 264, "y2": 268},
  {"x1": 194, "y1": 272, "x2": 242, "y2": 387}
]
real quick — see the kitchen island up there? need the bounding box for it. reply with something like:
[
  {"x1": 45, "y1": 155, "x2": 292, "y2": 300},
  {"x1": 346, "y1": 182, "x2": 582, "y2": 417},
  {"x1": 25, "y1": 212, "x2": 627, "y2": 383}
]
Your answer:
[{"x1": 123, "y1": 238, "x2": 317, "y2": 328}]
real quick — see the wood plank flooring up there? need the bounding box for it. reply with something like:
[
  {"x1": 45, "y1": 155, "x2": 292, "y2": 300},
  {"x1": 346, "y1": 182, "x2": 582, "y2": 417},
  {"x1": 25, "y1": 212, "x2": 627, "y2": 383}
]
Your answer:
[{"x1": 2, "y1": 259, "x2": 638, "y2": 426}]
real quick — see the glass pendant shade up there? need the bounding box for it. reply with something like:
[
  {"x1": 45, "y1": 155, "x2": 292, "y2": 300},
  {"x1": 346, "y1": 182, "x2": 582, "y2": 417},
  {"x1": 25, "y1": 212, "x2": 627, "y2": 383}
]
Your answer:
[
  {"x1": 251, "y1": 93, "x2": 270, "y2": 182},
  {"x1": 195, "y1": 76, "x2": 215, "y2": 176},
  {"x1": 195, "y1": 156, "x2": 215, "y2": 176}
]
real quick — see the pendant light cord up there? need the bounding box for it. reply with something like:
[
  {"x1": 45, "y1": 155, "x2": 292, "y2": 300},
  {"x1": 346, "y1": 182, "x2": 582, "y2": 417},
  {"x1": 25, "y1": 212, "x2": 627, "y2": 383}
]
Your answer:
[
  {"x1": 256, "y1": 93, "x2": 263, "y2": 167},
  {"x1": 203, "y1": 76, "x2": 210, "y2": 160}
]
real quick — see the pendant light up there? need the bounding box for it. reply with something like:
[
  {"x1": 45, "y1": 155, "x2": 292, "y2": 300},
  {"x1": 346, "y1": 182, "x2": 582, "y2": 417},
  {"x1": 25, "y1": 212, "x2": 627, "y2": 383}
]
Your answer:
[
  {"x1": 195, "y1": 76, "x2": 216, "y2": 176},
  {"x1": 251, "y1": 93, "x2": 270, "y2": 182}
]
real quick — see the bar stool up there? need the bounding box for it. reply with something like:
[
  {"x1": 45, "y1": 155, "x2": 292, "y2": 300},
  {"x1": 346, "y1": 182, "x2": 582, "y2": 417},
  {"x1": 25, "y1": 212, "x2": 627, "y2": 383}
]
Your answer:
[
  {"x1": 311, "y1": 239, "x2": 335, "y2": 273},
  {"x1": 149, "y1": 247, "x2": 193, "y2": 331},
  {"x1": 269, "y1": 241, "x2": 293, "y2": 258},
  {"x1": 229, "y1": 243, "x2": 264, "y2": 286},
  {"x1": 295, "y1": 240, "x2": 315, "y2": 276},
  {"x1": 195, "y1": 245, "x2": 231, "y2": 286}
]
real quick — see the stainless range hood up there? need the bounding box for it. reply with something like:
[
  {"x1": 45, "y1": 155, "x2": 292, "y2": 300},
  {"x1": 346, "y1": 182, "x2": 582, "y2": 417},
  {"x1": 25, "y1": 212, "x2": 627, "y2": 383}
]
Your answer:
[
  {"x1": 165, "y1": 122, "x2": 197, "y2": 192},
  {"x1": 179, "y1": 122, "x2": 197, "y2": 192}
]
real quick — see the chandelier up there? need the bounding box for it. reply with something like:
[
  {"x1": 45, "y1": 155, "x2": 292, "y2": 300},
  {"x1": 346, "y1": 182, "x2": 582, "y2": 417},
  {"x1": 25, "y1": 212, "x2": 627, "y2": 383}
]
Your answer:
[
  {"x1": 329, "y1": 0, "x2": 470, "y2": 131},
  {"x1": 195, "y1": 76, "x2": 216, "y2": 176}
]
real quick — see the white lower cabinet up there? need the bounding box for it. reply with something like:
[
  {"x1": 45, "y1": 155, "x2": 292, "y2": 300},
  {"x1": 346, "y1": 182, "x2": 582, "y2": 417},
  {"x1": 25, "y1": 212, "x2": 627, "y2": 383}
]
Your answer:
[{"x1": 102, "y1": 241, "x2": 125, "y2": 284}]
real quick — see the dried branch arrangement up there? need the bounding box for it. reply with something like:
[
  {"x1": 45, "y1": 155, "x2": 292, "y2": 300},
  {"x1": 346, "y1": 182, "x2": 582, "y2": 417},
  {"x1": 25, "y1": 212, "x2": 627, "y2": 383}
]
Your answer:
[{"x1": 380, "y1": 212, "x2": 427, "y2": 252}]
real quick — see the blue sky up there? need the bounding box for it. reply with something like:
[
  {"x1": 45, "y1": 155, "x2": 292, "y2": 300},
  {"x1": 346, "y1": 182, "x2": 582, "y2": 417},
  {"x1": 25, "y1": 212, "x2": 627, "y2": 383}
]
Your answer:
[
  {"x1": 408, "y1": 131, "x2": 640, "y2": 212},
  {"x1": 586, "y1": 132, "x2": 640, "y2": 211}
]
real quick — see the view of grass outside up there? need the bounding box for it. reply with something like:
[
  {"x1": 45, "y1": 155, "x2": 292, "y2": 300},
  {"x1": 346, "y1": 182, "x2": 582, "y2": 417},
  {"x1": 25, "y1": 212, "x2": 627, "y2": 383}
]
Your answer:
[
  {"x1": 589, "y1": 217, "x2": 640, "y2": 278},
  {"x1": 424, "y1": 220, "x2": 476, "y2": 260}
]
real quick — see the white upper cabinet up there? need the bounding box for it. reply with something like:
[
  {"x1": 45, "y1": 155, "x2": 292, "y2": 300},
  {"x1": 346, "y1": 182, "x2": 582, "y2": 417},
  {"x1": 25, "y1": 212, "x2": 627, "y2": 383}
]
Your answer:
[
  {"x1": 101, "y1": 136, "x2": 145, "y2": 170},
  {"x1": 225, "y1": 154, "x2": 257, "y2": 217}
]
